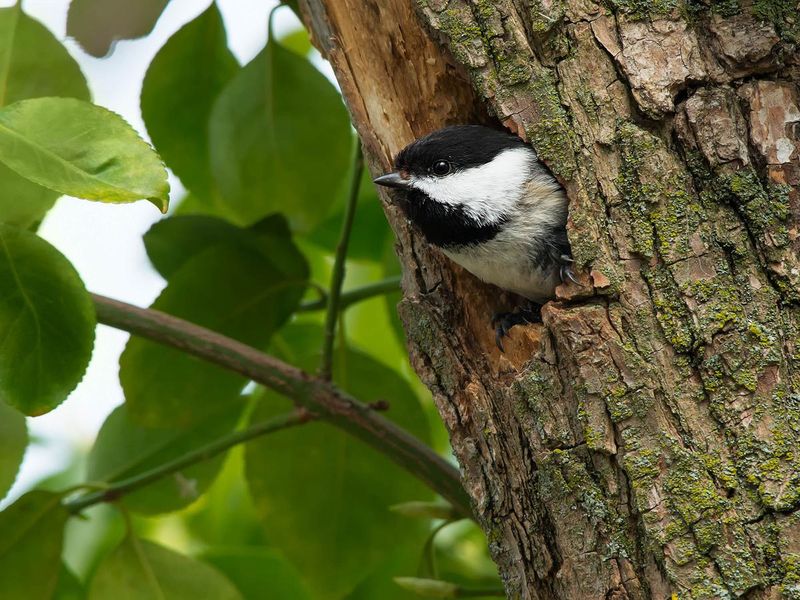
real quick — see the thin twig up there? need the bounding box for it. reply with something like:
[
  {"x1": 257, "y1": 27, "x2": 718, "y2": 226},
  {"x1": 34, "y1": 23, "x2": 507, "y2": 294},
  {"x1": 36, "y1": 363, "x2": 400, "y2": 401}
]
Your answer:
[
  {"x1": 64, "y1": 409, "x2": 313, "y2": 513},
  {"x1": 90, "y1": 294, "x2": 472, "y2": 518},
  {"x1": 298, "y1": 275, "x2": 401, "y2": 312},
  {"x1": 320, "y1": 143, "x2": 364, "y2": 380}
]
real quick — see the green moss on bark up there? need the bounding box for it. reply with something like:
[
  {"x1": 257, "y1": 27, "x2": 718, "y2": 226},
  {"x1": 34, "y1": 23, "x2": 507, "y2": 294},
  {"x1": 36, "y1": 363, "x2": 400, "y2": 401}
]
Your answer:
[
  {"x1": 517, "y1": 72, "x2": 577, "y2": 180},
  {"x1": 643, "y1": 264, "x2": 695, "y2": 352},
  {"x1": 752, "y1": 0, "x2": 800, "y2": 42},
  {"x1": 615, "y1": 122, "x2": 704, "y2": 262},
  {"x1": 606, "y1": 0, "x2": 678, "y2": 20},
  {"x1": 663, "y1": 443, "x2": 730, "y2": 527},
  {"x1": 428, "y1": 0, "x2": 577, "y2": 181},
  {"x1": 727, "y1": 170, "x2": 790, "y2": 238},
  {"x1": 539, "y1": 448, "x2": 635, "y2": 559},
  {"x1": 398, "y1": 301, "x2": 459, "y2": 395}
]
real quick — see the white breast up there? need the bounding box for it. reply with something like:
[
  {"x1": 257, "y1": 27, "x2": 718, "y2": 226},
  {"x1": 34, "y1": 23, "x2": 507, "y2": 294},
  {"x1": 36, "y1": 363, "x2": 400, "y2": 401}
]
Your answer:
[
  {"x1": 443, "y1": 231, "x2": 560, "y2": 302},
  {"x1": 442, "y1": 178, "x2": 567, "y2": 302}
]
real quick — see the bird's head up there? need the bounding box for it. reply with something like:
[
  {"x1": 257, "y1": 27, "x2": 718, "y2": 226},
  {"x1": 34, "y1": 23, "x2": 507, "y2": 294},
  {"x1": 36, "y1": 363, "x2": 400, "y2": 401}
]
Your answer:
[{"x1": 373, "y1": 125, "x2": 539, "y2": 246}]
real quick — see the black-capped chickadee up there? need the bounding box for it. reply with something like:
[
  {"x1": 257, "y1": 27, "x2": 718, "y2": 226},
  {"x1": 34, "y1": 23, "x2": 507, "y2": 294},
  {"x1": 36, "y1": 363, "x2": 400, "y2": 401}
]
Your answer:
[{"x1": 374, "y1": 125, "x2": 574, "y2": 350}]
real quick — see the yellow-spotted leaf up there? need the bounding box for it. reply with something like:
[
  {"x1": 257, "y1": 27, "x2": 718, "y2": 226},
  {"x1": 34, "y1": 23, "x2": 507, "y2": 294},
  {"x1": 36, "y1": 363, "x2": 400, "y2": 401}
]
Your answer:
[{"x1": 0, "y1": 98, "x2": 169, "y2": 212}]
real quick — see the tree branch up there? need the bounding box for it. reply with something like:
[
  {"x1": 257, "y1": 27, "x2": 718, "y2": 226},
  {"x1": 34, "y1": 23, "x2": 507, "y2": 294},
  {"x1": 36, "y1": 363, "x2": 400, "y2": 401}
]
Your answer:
[
  {"x1": 298, "y1": 275, "x2": 401, "y2": 312},
  {"x1": 91, "y1": 293, "x2": 471, "y2": 518},
  {"x1": 320, "y1": 142, "x2": 364, "y2": 380},
  {"x1": 65, "y1": 409, "x2": 314, "y2": 513}
]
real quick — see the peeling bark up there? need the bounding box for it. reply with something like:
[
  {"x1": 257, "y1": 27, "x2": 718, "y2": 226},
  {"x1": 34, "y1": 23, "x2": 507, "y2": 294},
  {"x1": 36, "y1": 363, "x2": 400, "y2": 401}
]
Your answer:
[{"x1": 299, "y1": 1, "x2": 800, "y2": 597}]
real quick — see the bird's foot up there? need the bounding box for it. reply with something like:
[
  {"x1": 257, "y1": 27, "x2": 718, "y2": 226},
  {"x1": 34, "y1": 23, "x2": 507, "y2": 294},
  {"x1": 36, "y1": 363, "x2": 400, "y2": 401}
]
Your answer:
[
  {"x1": 492, "y1": 305, "x2": 542, "y2": 352},
  {"x1": 559, "y1": 254, "x2": 583, "y2": 286}
]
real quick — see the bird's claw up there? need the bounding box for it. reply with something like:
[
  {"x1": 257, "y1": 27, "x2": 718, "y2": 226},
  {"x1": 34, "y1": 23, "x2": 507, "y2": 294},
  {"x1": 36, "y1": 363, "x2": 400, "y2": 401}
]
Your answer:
[
  {"x1": 559, "y1": 255, "x2": 584, "y2": 287},
  {"x1": 491, "y1": 306, "x2": 542, "y2": 352}
]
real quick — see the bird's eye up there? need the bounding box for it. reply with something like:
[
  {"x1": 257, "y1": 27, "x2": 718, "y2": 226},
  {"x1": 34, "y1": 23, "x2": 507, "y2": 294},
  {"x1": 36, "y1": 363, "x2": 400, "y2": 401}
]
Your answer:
[{"x1": 432, "y1": 160, "x2": 451, "y2": 176}]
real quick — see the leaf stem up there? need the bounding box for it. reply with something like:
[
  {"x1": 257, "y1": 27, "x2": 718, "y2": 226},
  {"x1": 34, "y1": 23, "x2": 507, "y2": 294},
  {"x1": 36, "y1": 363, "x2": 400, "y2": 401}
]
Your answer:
[
  {"x1": 90, "y1": 293, "x2": 472, "y2": 518},
  {"x1": 320, "y1": 143, "x2": 363, "y2": 380},
  {"x1": 298, "y1": 275, "x2": 401, "y2": 312},
  {"x1": 64, "y1": 409, "x2": 313, "y2": 513}
]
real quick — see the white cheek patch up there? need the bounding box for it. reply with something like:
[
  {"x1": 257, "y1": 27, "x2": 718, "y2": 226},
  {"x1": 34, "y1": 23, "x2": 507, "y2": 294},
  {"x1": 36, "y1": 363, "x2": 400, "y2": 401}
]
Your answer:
[{"x1": 408, "y1": 147, "x2": 537, "y2": 223}]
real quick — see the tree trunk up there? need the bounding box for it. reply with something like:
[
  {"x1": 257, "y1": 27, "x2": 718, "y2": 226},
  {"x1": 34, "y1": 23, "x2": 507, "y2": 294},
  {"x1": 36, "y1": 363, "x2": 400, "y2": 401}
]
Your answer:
[{"x1": 299, "y1": 1, "x2": 800, "y2": 597}]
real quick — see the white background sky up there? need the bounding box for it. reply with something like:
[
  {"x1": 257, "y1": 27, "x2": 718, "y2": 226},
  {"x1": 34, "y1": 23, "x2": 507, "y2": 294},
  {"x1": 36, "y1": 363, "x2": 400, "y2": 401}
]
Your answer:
[{"x1": 1, "y1": 0, "x2": 316, "y2": 507}]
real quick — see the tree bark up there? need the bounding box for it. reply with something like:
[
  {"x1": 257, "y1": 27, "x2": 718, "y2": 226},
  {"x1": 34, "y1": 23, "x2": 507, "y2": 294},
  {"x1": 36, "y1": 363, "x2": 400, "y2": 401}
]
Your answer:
[{"x1": 299, "y1": 1, "x2": 800, "y2": 597}]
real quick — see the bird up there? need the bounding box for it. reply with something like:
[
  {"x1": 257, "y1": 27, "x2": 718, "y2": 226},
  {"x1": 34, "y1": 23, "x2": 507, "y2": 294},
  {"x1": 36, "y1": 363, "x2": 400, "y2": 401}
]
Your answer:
[{"x1": 373, "y1": 124, "x2": 575, "y2": 351}]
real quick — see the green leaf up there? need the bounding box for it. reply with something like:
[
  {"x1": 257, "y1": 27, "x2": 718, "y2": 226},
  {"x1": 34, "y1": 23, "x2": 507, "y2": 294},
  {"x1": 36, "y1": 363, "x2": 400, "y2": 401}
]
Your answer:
[
  {"x1": 393, "y1": 577, "x2": 459, "y2": 598},
  {"x1": 202, "y1": 548, "x2": 312, "y2": 600},
  {"x1": 60, "y1": 504, "x2": 126, "y2": 588},
  {"x1": 88, "y1": 537, "x2": 242, "y2": 600},
  {"x1": 0, "y1": 98, "x2": 169, "y2": 212},
  {"x1": 0, "y1": 5, "x2": 90, "y2": 227},
  {"x1": 54, "y1": 563, "x2": 86, "y2": 600},
  {"x1": 174, "y1": 190, "x2": 228, "y2": 220},
  {"x1": 0, "y1": 224, "x2": 95, "y2": 415},
  {"x1": 209, "y1": 33, "x2": 351, "y2": 231},
  {"x1": 346, "y1": 544, "x2": 437, "y2": 600},
  {"x1": 308, "y1": 169, "x2": 393, "y2": 261},
  {"x1": 67, "y1": 0, "x2": 171, "y2": 58},
  {"x1": 0, "y1": 400, "x2": 26, "y2": 500},
  {"x1": 0, "y1": 6, "x2": 89, "y2": 106},
  {"x1": 143, "y1": 215, "x2": 307, "y2": 281},
  {"x1": 144, "y1": 215, "x2": 244, "y2": 279},
  {"x1": 0, "y1": 165, "x2": 58, "y2": 229},
  {"x1": 121, "y1": 217, "x2": 308, "y2": 426},
  {"x1": 276, "y1": 27, "x2": 312, "y2": 57},
  {"x1": 141, "y1": 4, "x2": 237, "y2": 203},
  {"x1": 179, "y1": 446, "x2": 266, "y2": 548},
  {"x1": 0, "y1": 491, "x2": 69, "y2": 600},
  {"x1": 86, "y1": 402, "x2": 245, "y2": 514},
  {"x1": 428, "y1": 521, "x2": 503, "y2": 591},
  {"x1": 180, "y1": 446, "x2": 265, "y2": 547},
  {"x1": 246, "y1": 323, "x2": 431, "y2": 599}
]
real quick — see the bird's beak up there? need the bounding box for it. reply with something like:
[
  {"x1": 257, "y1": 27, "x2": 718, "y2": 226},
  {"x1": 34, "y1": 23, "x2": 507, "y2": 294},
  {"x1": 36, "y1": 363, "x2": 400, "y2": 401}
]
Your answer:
[{"x1": 373, "y1": 172, "x2": 411, "y2": 190}]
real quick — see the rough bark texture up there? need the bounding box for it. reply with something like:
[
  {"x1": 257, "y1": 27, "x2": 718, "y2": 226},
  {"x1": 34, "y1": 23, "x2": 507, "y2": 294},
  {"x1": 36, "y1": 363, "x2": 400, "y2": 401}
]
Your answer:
[{"x1": 299, "y1": 1, "x2": 800, "y2": 597}]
